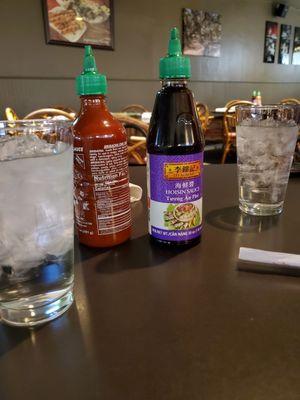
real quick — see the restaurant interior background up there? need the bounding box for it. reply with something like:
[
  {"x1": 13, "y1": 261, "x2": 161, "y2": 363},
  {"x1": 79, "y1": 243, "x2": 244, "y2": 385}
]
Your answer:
[
  {"x1": 0, "y1": 0, "x2": 300, "y2": 117},
  {"x1": 1, "y1": 2, "x2": 300, "y2": 393}
]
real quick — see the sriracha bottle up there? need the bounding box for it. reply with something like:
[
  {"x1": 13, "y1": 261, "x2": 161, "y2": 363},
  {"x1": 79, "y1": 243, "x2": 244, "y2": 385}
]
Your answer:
[
  {"x1": 147, "y1": 28, "x2": 204, "y2": 246},
  {"x1": 73, "y1": 46, "x2": 131, "y2": 248}
]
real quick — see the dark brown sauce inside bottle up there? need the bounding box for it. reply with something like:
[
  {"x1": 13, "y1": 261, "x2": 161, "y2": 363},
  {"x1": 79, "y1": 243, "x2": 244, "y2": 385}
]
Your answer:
[{"x1": 147, "y1": 79, "x2": 205, "y2": 247}]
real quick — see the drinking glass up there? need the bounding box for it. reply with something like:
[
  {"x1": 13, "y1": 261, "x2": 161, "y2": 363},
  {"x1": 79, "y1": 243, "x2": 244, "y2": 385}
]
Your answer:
[
  {"x1": 0, "y1": 120, "x2": 74, "y2": 327},
  {"x1": 236, "y1": 105, "x2": 299, "y2": 216}
]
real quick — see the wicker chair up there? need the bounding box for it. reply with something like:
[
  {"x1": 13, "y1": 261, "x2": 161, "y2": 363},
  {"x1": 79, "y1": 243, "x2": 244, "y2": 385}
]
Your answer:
[
  {"x1": 114, "y1": 114, "x2": 148, "y2": 165},
  {"x1": 121, "y1": 104, "x2": 148, "y2": 114},
  {"x1": 196, "y1": 102, "x2": 213, "y2": 132},
  {"x1": 24, "y1": 108, "x2": 75, "y2": 120},
  {"x1": 4, "y1": 106, "x2": 76, "y2": 121},
  {"x1": 221, "y1": 100, "x2": 253, "y2": 164},
  {"x1": 280, "y1": 98, "x2": 300, "y2": 105},
  {"x1": 114, "y1": 113, "x2": 148, "y2": 133},
  {"x1": 224, "y1": 99, "x2": 243, "y2": 109},
  {"x1": 52, "y1": 105, "x2": 77, "y2": 118},
  {"x1": 5, "y1": 107, "x2": 20, "y2": 121}
]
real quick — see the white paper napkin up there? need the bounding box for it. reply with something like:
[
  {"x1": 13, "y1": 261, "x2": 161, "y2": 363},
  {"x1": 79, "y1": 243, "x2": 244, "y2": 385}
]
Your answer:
[
  {"x1": 239, "y1": 247, "x2": 300, "y2": 268},
  {"x1": 238, "y1": 247, "x2": 300, "y2": 276}
]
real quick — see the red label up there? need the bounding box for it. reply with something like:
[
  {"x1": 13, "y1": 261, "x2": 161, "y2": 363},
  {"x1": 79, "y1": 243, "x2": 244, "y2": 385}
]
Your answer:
[{"x1": 74, "y1": 139, "x2": 131, "y2": 236}]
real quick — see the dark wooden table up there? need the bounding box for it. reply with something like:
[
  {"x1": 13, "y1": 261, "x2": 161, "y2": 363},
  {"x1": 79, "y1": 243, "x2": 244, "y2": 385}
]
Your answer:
[{"x1": 1, "y1": 165, "x2": 300, "y2": 400}]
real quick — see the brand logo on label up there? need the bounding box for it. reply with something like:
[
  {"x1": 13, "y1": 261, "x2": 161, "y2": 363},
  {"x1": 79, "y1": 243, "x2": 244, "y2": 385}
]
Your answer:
[{"x1": 164, "y1": 161, "x2": 201, "y2": 180}]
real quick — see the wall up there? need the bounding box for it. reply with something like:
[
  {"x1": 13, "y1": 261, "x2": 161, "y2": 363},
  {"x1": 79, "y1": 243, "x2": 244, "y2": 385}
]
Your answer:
[{"x1": 0, "y1": 0, "x2": 300, "y2": 117}]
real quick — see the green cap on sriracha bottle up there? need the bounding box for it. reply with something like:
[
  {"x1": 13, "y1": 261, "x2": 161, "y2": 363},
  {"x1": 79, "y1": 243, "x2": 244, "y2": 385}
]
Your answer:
[{"x1": 76, "y1": 45, "x2": 107, "y2": 96}]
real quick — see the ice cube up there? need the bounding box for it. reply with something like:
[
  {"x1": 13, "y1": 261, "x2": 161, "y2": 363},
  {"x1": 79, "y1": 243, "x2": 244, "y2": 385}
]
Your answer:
[
  {"x1": 0, "y1": 142, "x2": 73, "y2": 274},
  {"x1": 0, "y1": 134, "x2": 63, "y2": 161},
  {"x1": 0, "y1": 227, "x2": 45, "y2": 275},
  {"x1": 35, "y1": 203, "x2": 73, "y2": 257}
]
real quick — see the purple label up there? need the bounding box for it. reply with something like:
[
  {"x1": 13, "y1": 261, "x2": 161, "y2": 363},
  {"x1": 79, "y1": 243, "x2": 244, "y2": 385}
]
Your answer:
[
  {"x1": 147, "y1": 153, "x2": 203, "y2": 242},
  {"x1": 151, "y1": 226, "x2": 202, "y2": 240}
]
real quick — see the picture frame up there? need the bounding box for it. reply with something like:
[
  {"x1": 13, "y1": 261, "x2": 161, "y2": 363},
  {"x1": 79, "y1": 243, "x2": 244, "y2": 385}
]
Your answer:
[
  {"x1": 292, "y1": 27, "x2": 300, "y2": 65},
  {"x1": 42, "y1": 0, "x2": 114, "y2": 50},
  {"x1": 182, "y1": 8, "x2": 222, "y2": 57},
  {"x1": 263, "y1": 21, "x2": 278, "y2": 63},
  {"x1": 278, "y1": 24, "x2": 292, "y2": 65}
]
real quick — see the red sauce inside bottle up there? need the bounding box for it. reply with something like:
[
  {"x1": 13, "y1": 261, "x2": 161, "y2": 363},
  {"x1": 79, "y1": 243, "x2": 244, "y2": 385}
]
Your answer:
[{"x1": 73, "y1": 95, "x2": 131, "y2": 247}]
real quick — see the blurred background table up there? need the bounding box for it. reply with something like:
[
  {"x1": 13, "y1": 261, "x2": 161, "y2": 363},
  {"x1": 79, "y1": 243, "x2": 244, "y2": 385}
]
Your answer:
[
  {"x1": 4, "y1": 100, "x2": 300, "y2": 168},
  {"x1": 1, "y1": 164, "x2": 300, "y2": 400}
]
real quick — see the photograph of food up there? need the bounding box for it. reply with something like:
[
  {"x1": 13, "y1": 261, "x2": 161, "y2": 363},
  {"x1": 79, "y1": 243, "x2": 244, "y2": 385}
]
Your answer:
[
  {"x1": 182, "y1": 8, "x2": 222, "y2": 57},
  {"x1": 43, "y1": 0, "x2": 113, "y2": 49},
  {"x1": 164, "y1": 203, "x2": 201, "y2": 230}
]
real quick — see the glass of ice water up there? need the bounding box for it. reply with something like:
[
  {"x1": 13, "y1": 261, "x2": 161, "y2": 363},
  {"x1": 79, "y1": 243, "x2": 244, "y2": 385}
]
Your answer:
[
  {"x1": 0, "y1": 120, "x2": 74, "y2": 327},
  {"x1": 236, "y1": 105, "x2": 300, "y2": 216}
]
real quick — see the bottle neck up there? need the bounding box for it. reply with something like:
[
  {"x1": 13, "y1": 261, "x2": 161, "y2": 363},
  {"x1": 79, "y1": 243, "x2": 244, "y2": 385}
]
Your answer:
[
  {"x1": 79, "y1": 94, "x2": 108, "y2": 112},
  {"x1": 161, "y1": 78, "x2": 188, "y2": 88}
]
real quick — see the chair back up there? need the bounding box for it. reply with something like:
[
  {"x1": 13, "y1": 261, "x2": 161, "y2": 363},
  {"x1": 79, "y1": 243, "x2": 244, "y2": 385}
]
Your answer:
[
  {"x1": 52, "y1": 105, "x2": 77, "y2": 119},
  {"x1": 225, "y1": 99, "x2": 245, "y2": 109},
  {"x1": 5, "y1": 107, "x2": 20, "y2": 121},
  {"x1": 24, "y1": 108, "x2": 75, "y2": 120},
  {"x1": 196, "y1": 102, "x2": 210, "y2": 131},
  {"x1": 280, "y1": 98, "x2": 300, "y2": 105},
  {"x1": 114, "y1": 114, "x2": 148, "y2": 136},
  {"x1": 114, "y1": 114, "x2": 148, "y2": 165},
  {"x1": 121, "y1": 104, "x2": 148, "y2": 114},
  {"x1": 223, "y1": 100, "x2": 253, "y2": 137}
]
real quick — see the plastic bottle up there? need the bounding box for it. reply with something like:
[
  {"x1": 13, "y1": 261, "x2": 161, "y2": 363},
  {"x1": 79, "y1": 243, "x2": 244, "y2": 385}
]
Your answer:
[
  {"x1": 146, "y1": 28, "x2": 204, "y2": 246},
  {"x1": 251, "y1": 90, "x2": 257, "y2": 103},
  {"x1": 73, "y1": 46, "x2": 131, "y2": 248},
  {"x1": 256, "y1": 91, "x2": 262, "y2": 106}
]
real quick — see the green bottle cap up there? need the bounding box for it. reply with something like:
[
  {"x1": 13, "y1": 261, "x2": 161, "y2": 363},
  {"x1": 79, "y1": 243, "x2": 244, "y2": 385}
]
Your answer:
[
  {"x1": 257, "y1": 91, "x2": 261, "y2": 96},
  {"x1": 252, "y1": 90, "x2": 257, "y2": 96},
  {"x1": 159, "y1": 27, "x2": 191, "y2": 79},
  {"x1": 76, "y1": 46, "x2": 107, "y2": 96}
]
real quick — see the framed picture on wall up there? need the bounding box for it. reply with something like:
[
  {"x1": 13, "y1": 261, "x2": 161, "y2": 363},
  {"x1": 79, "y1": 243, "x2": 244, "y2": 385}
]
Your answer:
[
  {"x1": 42, "y1": 0, "x2": 114, "y2": 50},
  {"x1": 263, "y1": 21, "x2": 278, "y2": 63},
  {"x1": 182, "y1": 8, "x2": 222, "y2": 57},
  {"x1": 292, "y1": 27, "x2": 300, "y2": 65},
  {"x1": 278, "y1": 24, "x2": 292, "y2": 64}
]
